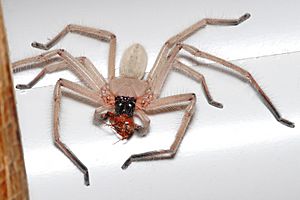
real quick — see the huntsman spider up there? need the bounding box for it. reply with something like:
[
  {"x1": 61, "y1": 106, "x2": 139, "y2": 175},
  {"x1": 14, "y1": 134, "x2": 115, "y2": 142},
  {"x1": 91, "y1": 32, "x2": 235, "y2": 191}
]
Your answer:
[{"x1": 12, "y1": 13, "x2": 295, "y2": 186}]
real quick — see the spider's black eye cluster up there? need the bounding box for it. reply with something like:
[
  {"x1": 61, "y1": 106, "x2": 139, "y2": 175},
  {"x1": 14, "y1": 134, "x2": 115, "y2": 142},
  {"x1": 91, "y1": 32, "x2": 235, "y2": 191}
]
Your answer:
[{"x1": 115, "y1": 96, "x2": 136, "y2": 117}]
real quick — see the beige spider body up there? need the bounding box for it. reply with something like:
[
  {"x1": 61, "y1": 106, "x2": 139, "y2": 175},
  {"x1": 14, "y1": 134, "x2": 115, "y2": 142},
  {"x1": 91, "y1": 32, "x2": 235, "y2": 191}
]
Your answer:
[
  {"x1": 13, "y1": 13, "x2": 294, "y2": 186},
  {"x1": 110, "y1": 43, "x2": 149, "y2": 98},
  {"x1": 109, "y1": 77, "x2": 148, "y2": 97}
]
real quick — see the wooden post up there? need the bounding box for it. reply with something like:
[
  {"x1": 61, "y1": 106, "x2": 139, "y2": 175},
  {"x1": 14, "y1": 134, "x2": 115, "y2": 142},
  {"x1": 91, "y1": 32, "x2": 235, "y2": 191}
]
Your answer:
[{"x1": 0, "y1": 2, "x2": 29, "y2": 200}]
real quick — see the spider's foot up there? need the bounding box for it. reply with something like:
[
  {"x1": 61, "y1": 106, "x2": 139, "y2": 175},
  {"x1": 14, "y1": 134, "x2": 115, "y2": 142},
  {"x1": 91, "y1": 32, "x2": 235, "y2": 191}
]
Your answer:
[
  {"x1": 278, "y1": 118, "x2": 295, "y2": 128},
  {"x1": 84, "y1": 171, "x2": 90, "y2": 186},
  {"x1": 16, "y1": 84, "x2": 31, "y2": 89},
  {"x1": 121, "y1": 158, "x2": 132, "y2": 170},
  {"x1": 238, "y1": 13, "x2": 251, "y2": 24},
  {"x1": 209, "y1": 100, "x2": 223, "y2": 109},
  {"x1": 31, "y1": 41, "x2": 48, "y2": 50}
]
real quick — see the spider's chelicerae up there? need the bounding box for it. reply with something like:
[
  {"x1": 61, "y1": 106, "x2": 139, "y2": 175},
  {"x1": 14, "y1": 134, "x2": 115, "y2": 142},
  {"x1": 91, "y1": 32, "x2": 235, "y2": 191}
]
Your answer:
[{"x1": 13, "y1": 13, "x2": 295, "y2": 186}]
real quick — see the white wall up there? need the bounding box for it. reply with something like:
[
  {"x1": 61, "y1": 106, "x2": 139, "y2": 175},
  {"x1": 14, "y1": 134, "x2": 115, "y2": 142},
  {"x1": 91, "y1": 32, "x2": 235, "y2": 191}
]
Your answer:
[{"x1": 3, "y1": 0, "x2": 300, "y2": 199}]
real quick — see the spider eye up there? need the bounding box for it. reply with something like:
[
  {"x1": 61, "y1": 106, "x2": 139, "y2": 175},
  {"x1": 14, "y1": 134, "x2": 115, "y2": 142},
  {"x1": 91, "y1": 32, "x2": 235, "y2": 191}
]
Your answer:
[{"x1": 115, "y1": 96, "x2": 136, "y2": 117}]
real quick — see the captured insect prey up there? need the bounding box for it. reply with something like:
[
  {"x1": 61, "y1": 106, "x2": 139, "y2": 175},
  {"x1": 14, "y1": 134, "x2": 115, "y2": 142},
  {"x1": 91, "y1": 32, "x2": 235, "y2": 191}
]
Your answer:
[{"x1": 13, "y1": 13, "x2": 295, "y2": 186}]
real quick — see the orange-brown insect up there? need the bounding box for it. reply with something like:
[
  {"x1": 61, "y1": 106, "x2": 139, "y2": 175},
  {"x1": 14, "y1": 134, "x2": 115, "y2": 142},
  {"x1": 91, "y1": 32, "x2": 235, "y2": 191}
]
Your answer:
[
  {"x1": 102, "y1": 112, "x2": 139, "y2": 140},
  {"x1": 100, "y1": 96, "x2": 141, "y2": 140}
]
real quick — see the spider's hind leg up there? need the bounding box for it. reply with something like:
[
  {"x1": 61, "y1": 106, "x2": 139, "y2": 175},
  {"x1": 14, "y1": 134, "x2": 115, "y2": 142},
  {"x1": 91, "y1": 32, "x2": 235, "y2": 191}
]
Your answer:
[
  {"x1": 173, "y1": 59, "x2": 223, "y2": 108},
  {"x1": 172, "y1": 43, "x2": 295, "y2": 128}
]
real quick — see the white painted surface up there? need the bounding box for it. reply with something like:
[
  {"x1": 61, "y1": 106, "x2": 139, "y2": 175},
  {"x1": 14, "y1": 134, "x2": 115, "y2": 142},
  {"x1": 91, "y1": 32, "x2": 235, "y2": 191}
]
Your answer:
[{"x1": 2, "y1": 0, "x2": 300, "y2": 199}]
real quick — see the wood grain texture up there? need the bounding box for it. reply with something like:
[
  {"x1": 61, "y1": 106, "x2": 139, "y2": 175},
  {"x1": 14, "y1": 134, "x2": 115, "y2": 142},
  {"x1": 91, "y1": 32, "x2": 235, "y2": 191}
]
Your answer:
[{"x1": 0, "y1": 2, "x2": 29, "y2": 200}]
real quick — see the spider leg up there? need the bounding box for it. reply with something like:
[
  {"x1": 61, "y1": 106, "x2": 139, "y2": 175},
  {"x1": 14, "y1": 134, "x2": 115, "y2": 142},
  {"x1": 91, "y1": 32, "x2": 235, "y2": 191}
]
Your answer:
[
  {"x1": 170, "y1": 43, "x2": 295, "y2": 128},
  {"x1": 122, "y1": 93, "x2": 195, "y2": 169},
  {"x1": 147, "y1": 13, "x2": 250, "y2": 90},
  {"x1": 31, "y1": 24, "x2": 116, "y2": 80},
  {"x1": 173, "y1": 59, "x2": 223, "y2": 108},
  {"x1": 54, "y1": 78, "x2": 102, "y2": 186},
  {"x1": 13, "y1": 49, "x2": 106, "y2": 90},
  {"x1": 13, "y1": 56, "x2": 106, "y2": 90}
]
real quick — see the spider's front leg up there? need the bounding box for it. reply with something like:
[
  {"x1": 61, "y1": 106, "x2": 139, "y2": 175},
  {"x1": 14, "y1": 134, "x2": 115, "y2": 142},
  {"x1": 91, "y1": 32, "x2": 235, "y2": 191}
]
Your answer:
[
  {"x1": 54, "y1": 78, "x2": 102, "y2": 186},
  {"x1": 122, "y1": 93, "x2": 196, "y2": 169}
]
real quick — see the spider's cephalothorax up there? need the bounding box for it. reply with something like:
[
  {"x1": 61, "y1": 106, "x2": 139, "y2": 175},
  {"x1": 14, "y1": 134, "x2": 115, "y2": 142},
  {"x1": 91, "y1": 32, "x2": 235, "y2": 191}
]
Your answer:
[{"x1": 13, "y1": 13, "x2": 295, "y2": 186}]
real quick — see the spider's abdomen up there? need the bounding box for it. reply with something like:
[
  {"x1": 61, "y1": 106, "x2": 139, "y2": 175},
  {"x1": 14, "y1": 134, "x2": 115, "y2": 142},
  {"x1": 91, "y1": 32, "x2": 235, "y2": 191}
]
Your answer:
[
  {"x1": 115, "y1": 96, "x2": 136, "y2": 117},
  {"x1": 120, "y1": 43, "x2": 147, "y2": 79}
]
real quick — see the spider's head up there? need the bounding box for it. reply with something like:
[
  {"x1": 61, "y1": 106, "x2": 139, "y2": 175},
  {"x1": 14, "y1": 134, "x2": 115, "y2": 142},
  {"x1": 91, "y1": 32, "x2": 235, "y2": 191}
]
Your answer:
[
  {"x1": 114, "y1": 96, "x2": 136, "y2": 117},
  {"x1": 119, "y1": 43, "x2": 148, "y2": 80},
  {"x1": 101, "y1": 96, "x2": 139, "y2": 140}
]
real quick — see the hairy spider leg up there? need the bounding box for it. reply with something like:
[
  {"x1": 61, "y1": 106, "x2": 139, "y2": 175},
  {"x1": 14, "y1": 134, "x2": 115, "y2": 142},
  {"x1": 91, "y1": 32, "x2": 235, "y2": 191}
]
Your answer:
[
  {"x1": 122, "y1": 93, "x2": 196, "y2": 169},
  {"x1": 147, "y1": 13, "x2": 251, "y2": 97},
  {"x1": 173, "y1": 59, "x2": 223, "y2": 108},
  {"x1": 31, "y1": 24, "x2": 116, "y2": 80},
  {"x1": 13, "y1": 54, "x2": 106, "y2": 90},
  {"x1": 169, "y1": 43, "x2": 295, "y2": 128},
  {"x1": 54, "y1": 78, "x2": 102, "y2": 186}
]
